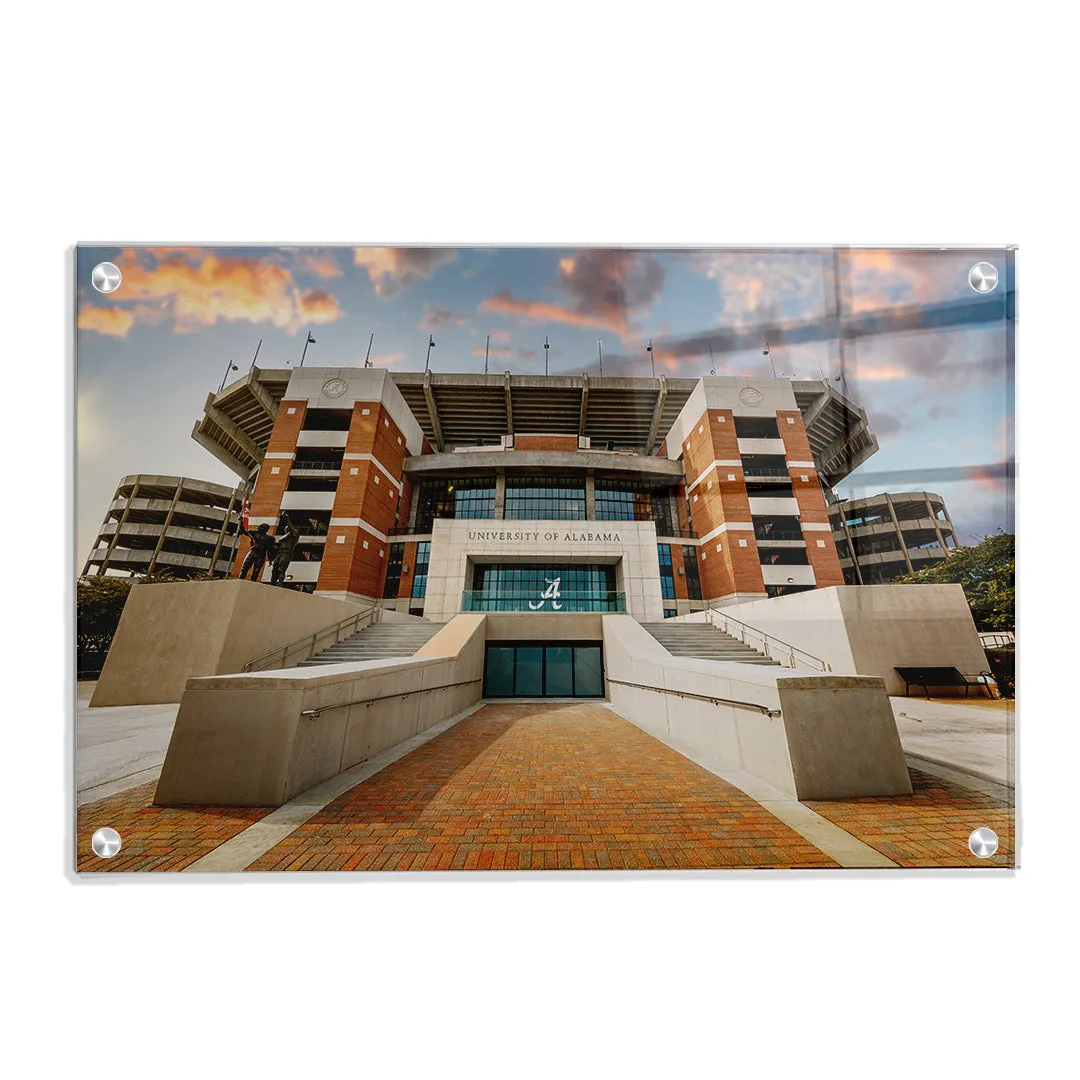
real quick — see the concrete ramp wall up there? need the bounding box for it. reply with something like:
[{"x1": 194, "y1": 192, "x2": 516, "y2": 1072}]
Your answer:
[
  {"x1": 91, "y1": 580, "x2": 367, "y2": 707},
  {"x1": 154, "y1": 614, "x2": 486, "y2": 807},
  {"x1": 602, "y1": 614, "x2": 911, "y2": 800},
  {"x1": 726, "y1": 585, "x2": 988, "y2": 695}
]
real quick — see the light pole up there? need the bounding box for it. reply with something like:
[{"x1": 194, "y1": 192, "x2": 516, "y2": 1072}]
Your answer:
[
  {"x1": 597, "y1": 339, "x2": 603, "y2": 378},
  {"x1": 300, "y1": 330, "x2": 316, "y2": 367},
  {"x1": 364, "y1": 332, "x2": 374, "y2": 368},
  {"x1": 218, "y1": 357, "x2": 239, "y2": 391},
  {"x1": 544, "y1": 335, "x2": 549, "y2": 375},
  {"x1": 425, "y1": 334, "x2": 435, "y2": 372},
  {"x1": 647, "y1": 338, "x2": 655, "y2": 378}
]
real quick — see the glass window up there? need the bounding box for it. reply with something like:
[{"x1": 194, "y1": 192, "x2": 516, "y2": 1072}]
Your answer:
[
  {"x1": 682, "y1": 545, "x2": 702, "y2": 600},
  {"x1": 383, "y1": 542, "x2": 405, "y2": 597},
  {"x1": 483, "y1": 646, "x2": 515, "y2": 697},
  {"x1": 657, "y1": 544, "x2": 676, "y2": 600},
  {"x1": 595, "y1": 479, "x2": 676, "y2": 535},
  {"x1": 411, "y1": 541, "x2": 430, "y2": 598},
  {"x1": 504, "y1": 477, "x2": 586, "y2": 520},
  {"x1": 302, "y1": 408, "x2": 352, "y2": 431},
  {"x1": 414, "y1": 476, "x2": 496, "y2": 531},
  {"x1": 544, "y1": 647, "x2": 574, "y2": 696},
  {"x1": 515, "y1": 647, "x2": 543, "y2": 695},
  {"x1": 734, "y1": 416, "x2": 780, "y2": 439},
  {"x1": 759, "y1": 548, "x2": 810, "y2": 566},
  {"x1": 753, "y1": 516, "x2": 803, "y2": 542},
  {"x1": 469, "y1": 564, "x2": 618, "y2": 612},
  {"x1": 573, "y1": 646, "x2": 603, "y2": 697}
]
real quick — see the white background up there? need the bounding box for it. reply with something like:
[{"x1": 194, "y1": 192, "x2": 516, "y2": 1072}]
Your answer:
[{"x1": 3, "y1": 2, "x2": 1073, "y2": 1077}]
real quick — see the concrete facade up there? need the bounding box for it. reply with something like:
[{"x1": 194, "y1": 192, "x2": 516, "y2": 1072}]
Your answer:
[
  {"x1": 600, "y1": 615, "x2": 912, "y2": 800},
  {"x1": 422, "y1": 518, "x2": 666, "y2": 622},
  {"x1": 154, "y1": 614, "x2": 486, "y2": 806},
  {"x1": 720, "y1": 584, "x2": 989, "y2": 695},
  {"x1": 91, "y1": 580, "x2": 364, "y2": 706},
  {"x1": 829, "y1": 490, "x2": 959, "y2": 585},
  {"x1": 83, "y1": 474, "x2": 244, "y2": 578}
]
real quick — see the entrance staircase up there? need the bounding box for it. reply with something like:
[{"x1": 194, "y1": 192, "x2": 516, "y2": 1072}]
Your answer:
[
  {"x1": 297, "y1": 620, "x2": 446, "y2": 667},
  {"x1": 640, "y1": 622, "x2": 780, "y2": 666}
]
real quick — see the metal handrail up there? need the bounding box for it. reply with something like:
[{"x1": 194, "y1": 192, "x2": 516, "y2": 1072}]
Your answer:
[
  {"x1": 242, "y1": 600, "x2": 381, "y2": 672},
  {"x1": 301, "y1": 678, "x2": 482, "y2": 718},
  {"x1": 754, "y1": 530, "x2": 804, "y2": 542},
  {"x1": 703, "y1": 605, "x2": 830, "y2": 672},
  {"x1": 606, "y1": 678, "x2": 780, "y2": 718}
]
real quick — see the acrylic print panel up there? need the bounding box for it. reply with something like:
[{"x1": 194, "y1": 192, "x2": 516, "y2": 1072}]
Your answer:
[{"x1": 74, "y1": 245, "x2": 1015, "y2": 874}]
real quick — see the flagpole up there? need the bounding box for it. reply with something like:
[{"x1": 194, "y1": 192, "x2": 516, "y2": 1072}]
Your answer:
[
  {"x1": 248, "y1": 338, "x2": 262, "y2": 372},
  {"x1": 597, "y1": 340, "x2": 603, "y2": 378},
  {"x1": 484, "y1": 334, "x2": 490, "y2": 375}
]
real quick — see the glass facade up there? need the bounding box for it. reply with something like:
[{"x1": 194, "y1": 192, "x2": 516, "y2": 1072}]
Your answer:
[
  {"x1": 682, "y1": 544, "x2": 702, "y2": 600},
  {"x1": 595, "y1": 480, "x2": 676, "y2": 535},
  {"x1": 482, "y1": 642, "x2": 604, "y2": 697},
  {"x1": 383, "y1": 542, "x2": 405, "y2": 597},
  {"x1": 504, "y1": 477, "x2": 586, "y2": 520},
  {"x1": 465, "y1": 563, "x2": 620, "y2": 612},
  {"x1": 657, "y1": 544, "x2": 676, "y2": 600},
  {"x1": 411, "y1": 541, "x2": 430, "y2": 598},
  {"x1": 414, "y1": 476, "x2": 496, "y2": 531}
]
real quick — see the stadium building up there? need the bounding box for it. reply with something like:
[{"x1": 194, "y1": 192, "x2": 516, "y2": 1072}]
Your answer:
[
  {"x1": 828, "y1": 490, "x2": 959, "y2": 585},
  {"x1": 192, "y1": 367, "x2": 878, "y2": 618},
  {"x1": 83, "y1": 473, "x2": 245, "y2": 579}
]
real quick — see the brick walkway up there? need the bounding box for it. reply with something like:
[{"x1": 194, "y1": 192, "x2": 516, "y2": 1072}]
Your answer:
[
  {"x1": 245, "y1": 702, "x2": 838, "y2": 871},
  {"x1": 76, "y1": 782, "x2": 273, "y2": 873},
  {"x1": 806, "y1": 769, "x2": 1014, "y2": 868}
]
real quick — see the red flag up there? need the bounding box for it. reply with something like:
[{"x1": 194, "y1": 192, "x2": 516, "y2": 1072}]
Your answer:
[{"x1": 241, "y1": 496, "x2": 250, "y2": 533}]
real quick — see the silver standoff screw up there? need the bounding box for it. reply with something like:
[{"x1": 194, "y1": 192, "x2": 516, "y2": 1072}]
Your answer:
[
  {"x1": 968, "y1": 262, "x2": 998, "y2": 294},
  {"x1": 968, "y1": 827, "x2": 999, "y2": 858},
  {"x1": 91, "y1": 261, "x2": 122, "y2": 294},
  {"x1": 91, "y1": 827, "x2": 122, "y2": 858}
]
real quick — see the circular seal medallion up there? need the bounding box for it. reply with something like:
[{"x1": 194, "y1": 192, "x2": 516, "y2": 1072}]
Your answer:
[
  {"x1": 322, "y1": 377, "x2": 348, "y2": 399},
  {"x1": 739, "y1": 386, "x2": 764, "y2": 407}
]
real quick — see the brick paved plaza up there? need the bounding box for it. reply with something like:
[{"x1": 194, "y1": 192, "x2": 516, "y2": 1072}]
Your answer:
[{"x1": 77, "y1": 702, "x2": 1014, "y2": 872}]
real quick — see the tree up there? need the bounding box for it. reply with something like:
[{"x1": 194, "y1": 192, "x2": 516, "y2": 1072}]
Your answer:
[
  {"x1": 76, "y1": 571, "x2": 217, "y2": 666},
  {"x1": 891, "y1": 531, "x2": 1014, "y2": 632}
]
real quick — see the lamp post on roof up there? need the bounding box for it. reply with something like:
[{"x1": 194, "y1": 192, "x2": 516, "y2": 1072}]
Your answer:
[
  {"x1": 597, "y1": 339, "x2": 603, "y2": 378},
  {"x1": 647, "y1": 338, "x2": 656, "y2": 378},
  {"x1": 299, "y1": 330, "x2": 316, "y2": 367},
  {"x1": 544, "y1": 335, "x2": 550, "y2": 376},
  {"x1": 425, "y1": 334, "x2": 435, "y2": 372}
]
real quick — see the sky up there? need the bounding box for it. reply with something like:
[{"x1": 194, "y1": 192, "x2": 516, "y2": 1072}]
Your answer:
[{"x1": 75, "y1": 246, "x2": 1014, "y2": 572}]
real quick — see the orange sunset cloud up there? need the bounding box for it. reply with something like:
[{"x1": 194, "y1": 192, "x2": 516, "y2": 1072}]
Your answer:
[
  {"x1": 77, "y1": 305, "x2": 135, "y2": 338},
  {"x1": 76, "y1": 249, "x2": 346, "y2": 337}
]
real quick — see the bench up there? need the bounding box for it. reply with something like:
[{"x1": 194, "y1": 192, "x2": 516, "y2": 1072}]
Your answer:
[{"x1": 895, "y1": 666, "x2": 996, "y2": 699}]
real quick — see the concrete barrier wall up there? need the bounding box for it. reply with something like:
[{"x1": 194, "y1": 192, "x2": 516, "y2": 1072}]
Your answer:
[
  {"x1": 154, "y1": 613, "x2": 486, "y2": 806},
  {"x1": 601, "y1": 614, "x2": 912, "y2": 799},
  {"x1": 729, "y1": 585, "x2": 987, "y2": 695},
  {"x1": 91, "y1": 580, "x2": 366, "y2": 707}
]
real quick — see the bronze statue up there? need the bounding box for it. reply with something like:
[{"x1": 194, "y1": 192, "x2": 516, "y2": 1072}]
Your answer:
[
  {"x1": 270, "y1": 513, "x2": 300, "y2": 587},
  {"x1": 238, "y1": 522, "x2": 275, "y2": 581}
]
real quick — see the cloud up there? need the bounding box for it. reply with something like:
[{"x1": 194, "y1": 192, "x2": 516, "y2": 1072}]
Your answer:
[
  {"x1": 293, "y1": 250, "x2": 344, "y2": 279},
  {"x1": 518, "y1": 349, "x2": 536, "y2": 361},
  {"x1": 85, "y1": 248, "x2": 348, "y2": 335},
  {"x1": 419, "y1": 304, "x2": 468, "y2": 331},
  {"x1": 77, "y1": 305, "x2": 135, "y2": 337},
  {"x1": 472, "y1": 345, "x2": 513, "y2": 359},
  {"x1": 298, "y1": 289, "x2": 344, "y2": 323},
  {"x1": 480, "y1": 249, "x2": 664, "y2": 344},
  {"x1": 353, "y1": 247, "x2": 456, "y2": 298}
]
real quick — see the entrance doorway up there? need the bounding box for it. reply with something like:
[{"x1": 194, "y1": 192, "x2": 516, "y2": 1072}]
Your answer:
[{"x1": 482, "y1": 641, "x2": 604, "y2": 698}]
